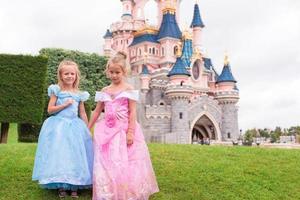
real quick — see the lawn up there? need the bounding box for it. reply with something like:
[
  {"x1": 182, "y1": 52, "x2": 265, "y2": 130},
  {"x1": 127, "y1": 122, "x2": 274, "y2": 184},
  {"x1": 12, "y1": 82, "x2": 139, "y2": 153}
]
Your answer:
[{"x1": 1, "y1": 124, "x2": 300, "y2": 200}]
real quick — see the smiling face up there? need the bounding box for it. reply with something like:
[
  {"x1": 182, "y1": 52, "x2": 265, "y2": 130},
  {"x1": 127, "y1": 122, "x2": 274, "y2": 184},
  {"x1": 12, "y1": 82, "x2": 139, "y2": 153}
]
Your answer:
[
  {"x1": 60, "y1": 64, "x2": 77, "y2": 87},
  {"x1": 107, "y1": 63, "x2": 125, "y2": 85}
]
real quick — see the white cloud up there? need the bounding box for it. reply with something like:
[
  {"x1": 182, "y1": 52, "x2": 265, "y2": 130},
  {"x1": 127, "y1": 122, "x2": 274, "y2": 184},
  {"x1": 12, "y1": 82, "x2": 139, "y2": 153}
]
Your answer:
[{"x1": 0, "y1": 0, "x2": 299, "y2": 130}]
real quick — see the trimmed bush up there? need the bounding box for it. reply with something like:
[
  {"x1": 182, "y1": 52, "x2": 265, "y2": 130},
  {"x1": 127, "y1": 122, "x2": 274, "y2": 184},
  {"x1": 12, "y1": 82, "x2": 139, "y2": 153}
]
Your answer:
[
  {"x1": 0, "y1": 54, "x2": 48, "y2": 143},
  {"x1": 0, "y1": 54, "x2": 48, "y2": 123}
]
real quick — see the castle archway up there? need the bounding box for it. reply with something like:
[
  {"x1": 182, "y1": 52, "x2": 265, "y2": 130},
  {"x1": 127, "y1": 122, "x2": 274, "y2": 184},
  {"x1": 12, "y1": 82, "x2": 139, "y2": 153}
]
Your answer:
[{"x1": 190, "y1": 112, "x2": 222, "y2": 143}]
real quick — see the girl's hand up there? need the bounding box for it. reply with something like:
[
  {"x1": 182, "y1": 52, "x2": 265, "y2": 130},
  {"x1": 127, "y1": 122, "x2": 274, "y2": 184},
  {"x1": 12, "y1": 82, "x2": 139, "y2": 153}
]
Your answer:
[
  {"x1": 64, "y1": 99, "x2": 74, "y2": 107},
  {"x1": 126, "y1": 131, "x2": 134, "y2": 146}
]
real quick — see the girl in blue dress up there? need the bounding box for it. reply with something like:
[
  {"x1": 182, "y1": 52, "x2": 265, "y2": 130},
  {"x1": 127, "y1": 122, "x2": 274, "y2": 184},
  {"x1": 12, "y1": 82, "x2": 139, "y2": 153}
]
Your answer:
[{"x1": 32, "y1": 60, "x2": 93, "y2": 198}]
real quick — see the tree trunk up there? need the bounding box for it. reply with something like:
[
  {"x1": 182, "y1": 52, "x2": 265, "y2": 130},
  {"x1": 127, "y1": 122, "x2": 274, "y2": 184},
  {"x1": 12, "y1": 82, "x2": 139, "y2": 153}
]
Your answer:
[{"x1": 0, "y1": 122, "x2": 9, "y2": 144}]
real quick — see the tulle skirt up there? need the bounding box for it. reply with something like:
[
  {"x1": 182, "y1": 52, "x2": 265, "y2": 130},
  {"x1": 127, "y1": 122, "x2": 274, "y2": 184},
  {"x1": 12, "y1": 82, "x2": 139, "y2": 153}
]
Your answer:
[{"x1": 32, "y1": 115, "x2": 93, "y2": 190}]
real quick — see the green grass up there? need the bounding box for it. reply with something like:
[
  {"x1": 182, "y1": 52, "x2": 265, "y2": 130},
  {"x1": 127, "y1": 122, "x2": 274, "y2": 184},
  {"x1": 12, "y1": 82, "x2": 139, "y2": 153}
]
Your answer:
[{"x1": 1, "y1": 124, "x2": 300, "y2": 200}]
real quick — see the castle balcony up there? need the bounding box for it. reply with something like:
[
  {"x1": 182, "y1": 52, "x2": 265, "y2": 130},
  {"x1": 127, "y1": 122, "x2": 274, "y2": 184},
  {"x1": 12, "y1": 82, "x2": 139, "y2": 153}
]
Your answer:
[
  {"x1": 165, "y1": 84, "x2": 193, "y2": 100},
  {"x1": 145, "y1": 105, "x2": 171, "y2": 119},
  {"x1": 215, "y1": 90, "x2": 239, "y2": 104},
  {"x1": 111, "y1": 20, "x2": 144, "y2": 33}
]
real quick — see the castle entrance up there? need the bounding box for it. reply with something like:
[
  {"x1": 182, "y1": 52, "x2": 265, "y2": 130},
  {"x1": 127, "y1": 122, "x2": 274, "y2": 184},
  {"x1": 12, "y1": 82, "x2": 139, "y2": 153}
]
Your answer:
[{"x1": 191, "y1": 115, "x2": 216, "y2": 144}]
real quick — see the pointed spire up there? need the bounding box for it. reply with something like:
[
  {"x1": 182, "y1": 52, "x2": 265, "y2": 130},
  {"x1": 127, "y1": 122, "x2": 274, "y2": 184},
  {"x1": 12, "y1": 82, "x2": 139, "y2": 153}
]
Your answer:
[
  {"x1": 190, "y1": 3, "x2": 205, "y2": 28},
  {"x1": 167, "y1": 57, "x2": 190, "y2": 77},
  {"x1": 216, "y1": 54, "x2": 237, "y2": 83},
  {"x1": 103, "y1": 29, "x2": 112, "y2": 39},
  {"x1": 181, "y1": 36, "x2": 193, "y2": 67},
  {"x1": 157, "y1": 2, "x2": 181, "y2": 40}
]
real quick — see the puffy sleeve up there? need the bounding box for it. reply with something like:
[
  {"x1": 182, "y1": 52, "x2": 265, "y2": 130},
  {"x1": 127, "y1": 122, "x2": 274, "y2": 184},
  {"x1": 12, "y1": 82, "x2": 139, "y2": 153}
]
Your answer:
[
  {"x1": 80, "y1": 91, "x2": 90, "y2": 102},
  {"x1": 95, "y1": 91, "x2": 111, "y2": 102},
  {"x1": 126, "y1": 90, "x2": 139, "y2": 102},
  {"x1": 47, "y1": 84, "x2": 60, "y2": 97}
]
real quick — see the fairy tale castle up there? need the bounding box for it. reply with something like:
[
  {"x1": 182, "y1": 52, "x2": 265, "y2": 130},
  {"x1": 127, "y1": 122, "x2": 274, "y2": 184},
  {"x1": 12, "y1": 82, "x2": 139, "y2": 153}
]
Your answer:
[{"x1": 102, "y1": 0, "x2": 240, "y2": 144}]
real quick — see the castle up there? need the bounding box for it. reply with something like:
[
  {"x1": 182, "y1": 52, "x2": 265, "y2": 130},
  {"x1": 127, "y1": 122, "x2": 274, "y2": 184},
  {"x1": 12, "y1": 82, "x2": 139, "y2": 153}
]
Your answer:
[{"x1": 102, "y1": 0, "x2": 240, "y2": 144}]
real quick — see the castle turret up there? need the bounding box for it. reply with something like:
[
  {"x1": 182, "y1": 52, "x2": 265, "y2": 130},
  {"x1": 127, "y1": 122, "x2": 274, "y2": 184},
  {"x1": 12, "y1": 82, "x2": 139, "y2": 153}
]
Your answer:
[
  {"x1": 190, "y1": 2, "x2": 205, "y2": 53},
  {"x1": 121, "y1": 0, "x2": 133, "y2": 20},
  {"x1": 103, "y1": 29, "x2": 113, "y2": 57},
  {"x1": 155, "y1": 0, "x2": 182, "y2": 28},
  {"x1": 165, "y1": 50, "x2": 192, "y2": 144},
  {"x1": 215, "y1": 55, "x2": 239, "y2": 141},
  {"x1": 157, "y1": 2, "x2": 182, "y2": 67},
  {"x1": 140, "y1": 64, "x2": 150, "y2": 91}
]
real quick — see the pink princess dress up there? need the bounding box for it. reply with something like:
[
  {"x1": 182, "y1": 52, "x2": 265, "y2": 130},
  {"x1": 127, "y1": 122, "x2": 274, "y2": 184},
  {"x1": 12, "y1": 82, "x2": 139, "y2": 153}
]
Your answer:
[{"x1": 93, "y1": 90, "x2": 159, "y2": 200}]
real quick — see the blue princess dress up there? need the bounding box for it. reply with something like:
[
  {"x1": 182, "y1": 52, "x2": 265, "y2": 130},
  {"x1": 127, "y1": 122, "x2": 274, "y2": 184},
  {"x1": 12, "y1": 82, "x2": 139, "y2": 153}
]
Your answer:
[{"x1": 32, "y1": 84, "x2": 93, "y2": 190}]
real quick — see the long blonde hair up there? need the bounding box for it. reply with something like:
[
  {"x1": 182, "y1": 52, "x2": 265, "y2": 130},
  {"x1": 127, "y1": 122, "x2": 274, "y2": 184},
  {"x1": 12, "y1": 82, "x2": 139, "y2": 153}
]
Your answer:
[
  {"x1": 57, "y1": 60, "x2": 81, "y2": 90},
  {"x1": 105, "y1": 51, "x2": 130, "y2": 76}
]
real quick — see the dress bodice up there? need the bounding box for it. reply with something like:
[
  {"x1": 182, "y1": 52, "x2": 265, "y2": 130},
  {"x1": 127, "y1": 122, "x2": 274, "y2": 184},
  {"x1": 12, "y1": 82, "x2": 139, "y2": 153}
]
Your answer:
[
  {"x1": 48, "y1": 84, "x2": 90, "y2": 118},
  {"x1": 95, "y1": 90, "x2": 139, "y2": 128}
]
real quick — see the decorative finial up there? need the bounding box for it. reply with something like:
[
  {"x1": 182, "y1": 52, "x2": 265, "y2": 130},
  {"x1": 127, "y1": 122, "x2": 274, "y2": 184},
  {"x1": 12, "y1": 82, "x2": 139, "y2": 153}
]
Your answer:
[{"x1": 224, "y1": 52, "x2": 229, "y2": 65}]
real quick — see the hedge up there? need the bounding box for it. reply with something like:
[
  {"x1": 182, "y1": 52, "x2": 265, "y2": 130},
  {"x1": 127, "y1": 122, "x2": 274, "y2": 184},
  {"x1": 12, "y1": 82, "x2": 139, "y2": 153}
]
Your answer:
[{"x1": 0, "y1": 54, "x2": 48, "y2": 123}]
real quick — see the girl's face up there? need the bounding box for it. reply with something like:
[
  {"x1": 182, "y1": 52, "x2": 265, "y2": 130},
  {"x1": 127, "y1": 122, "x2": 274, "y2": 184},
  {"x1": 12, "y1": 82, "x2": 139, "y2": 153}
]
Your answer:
[
  {"x1": 107, "y1": 64, "x2": 125, "y2": 84},
  {"x1": 61, "y1": 65, "x2": 77, "y2": 87}
]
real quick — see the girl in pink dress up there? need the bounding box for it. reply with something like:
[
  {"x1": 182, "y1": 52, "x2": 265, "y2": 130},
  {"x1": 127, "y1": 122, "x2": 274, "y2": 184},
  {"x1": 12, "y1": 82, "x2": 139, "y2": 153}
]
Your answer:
[{"x1": 88, "y1": 52, "x2": 159, "y2": 200}]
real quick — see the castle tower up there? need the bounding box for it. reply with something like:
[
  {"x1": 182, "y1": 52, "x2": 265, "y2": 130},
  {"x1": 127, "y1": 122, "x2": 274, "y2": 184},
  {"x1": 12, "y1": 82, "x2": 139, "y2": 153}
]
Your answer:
[
  {"x1": 157, "y1": 1, "x2": 182, "y2": 68},
  {"x1": 165, "y1": 52, "x2": 192, "y2": 144},
  {"x1": 190, "y1": 2, "x2": 205, "y2": 53},
  {"x1": 103, "y1": 29, "x2": 113, "y2": 57},
  {"x1": 215, "y1": 55, "x2": 239, "y2": 141},
  {"x1": 155, "y1": 0, "x2": 182, "y2": 28},
  {"x1": 121, "y1": 0, "x2": 133, "y2": 19}
]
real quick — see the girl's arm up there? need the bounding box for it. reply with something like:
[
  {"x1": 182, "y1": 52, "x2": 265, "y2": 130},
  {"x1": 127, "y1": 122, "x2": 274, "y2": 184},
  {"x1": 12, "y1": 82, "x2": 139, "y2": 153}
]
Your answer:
[
  {"x1": 79, "y1": 101, "x2": 88, "y2": 125},
  {"x1": 127, "y1": 99, "x2": 137, "y2": 145},
  {"x1": 47, "y1": 95, "x2": 73, "y2": 115},
  {"x1": 88, "y1": 101, "x2": 104, "y2": 129}
]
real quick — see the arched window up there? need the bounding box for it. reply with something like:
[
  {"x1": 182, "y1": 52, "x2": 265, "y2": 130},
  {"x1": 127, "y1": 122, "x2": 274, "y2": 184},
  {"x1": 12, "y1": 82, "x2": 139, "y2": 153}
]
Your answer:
[
  {"x1": 174, "y1": 46, "x2": 178, "y2": 55},
  {"x1": 161, "y1": 47, "x2": 164, "y2": 56},
  {"x1": 152, "y1": 47, "x2": 155, "y2": 55},
  {"x1": 139, "y1": 49, "x2": 142, "y2": 56}
]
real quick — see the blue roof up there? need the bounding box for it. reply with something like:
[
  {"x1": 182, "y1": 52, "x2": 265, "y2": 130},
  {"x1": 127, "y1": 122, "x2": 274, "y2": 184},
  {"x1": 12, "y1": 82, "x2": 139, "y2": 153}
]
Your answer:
[
  {"x1": 141, "y1": 64, "x2": 149, "y2": 75},
  {"x1": 103, "y1": 29, "x2": 112, "y2": 38},
  {"x1": 181, "y1": 39, "x2": 193, "y2": 67},
  {"x1": 129, "y1": 33, "x2": 159, "y2": 46},
  {"x1": 203, "y1": 57, "x2": 213, "y2": 70},
  {"x1": 167, "y1": 57, "x2": 190, "y2": 77},
  {"x1": 190, "y1": 4, "x2": 205, "y2": 28},
  {"x1": 216, "y1": 63, "x2": 237, "y2": 83},
  {"x1": 157, "y1": 12, "x2": 182, "y2": 40}
]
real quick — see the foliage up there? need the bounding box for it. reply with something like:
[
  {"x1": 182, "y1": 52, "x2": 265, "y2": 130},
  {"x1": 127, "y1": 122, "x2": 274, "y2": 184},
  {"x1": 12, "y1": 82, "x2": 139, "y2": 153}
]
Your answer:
[
  {"x1": 39, "y1": 48, "x2": 109, "y2": 107},
  {"x1": 258, "y1": 128, "x2": 270, "y2": 138},
  {"x1": 0, "y1": 54, "x2": 48, "y2": 124}
]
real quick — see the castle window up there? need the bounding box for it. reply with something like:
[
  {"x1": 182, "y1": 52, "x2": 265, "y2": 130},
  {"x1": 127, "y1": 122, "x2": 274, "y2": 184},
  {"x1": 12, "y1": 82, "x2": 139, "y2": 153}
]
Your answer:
[
  {"x1": 174, "y1": 46, "x2": 178, "y2": 55},
  {"x1": 179, "y1": 112, "x2": 183, "y2": 119},
  {"x1": 227, "y1": 132, "x2": 231, "y2": 139},
  {"x1": 149, "y1": 48, "x2": 151, "y2": 54},
  {"x1": 126, "y1": 40, "x2": 128, "y2": 44},
  {"x1": 139, "y1": 49, "x2": 142, "y2": 56},
  {"x1": 121, "y1": 40, "x2": 123, "y2": 44},
  {"x1": 161, "y1": 47, "x2": 164, "y2": 56},
  {"x1": 152, "y1": 47, "x2": 155, "y2": 55}
]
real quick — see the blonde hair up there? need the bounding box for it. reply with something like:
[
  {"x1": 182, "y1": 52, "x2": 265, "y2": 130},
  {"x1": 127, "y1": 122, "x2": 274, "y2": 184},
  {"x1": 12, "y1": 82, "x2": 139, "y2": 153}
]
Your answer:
[
  {"x1": 105, "y1": 51, "x2": 130, "y2": 76},
  {"x1": 57, "y1": 60, "x2": 81, "y2": 90}
]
